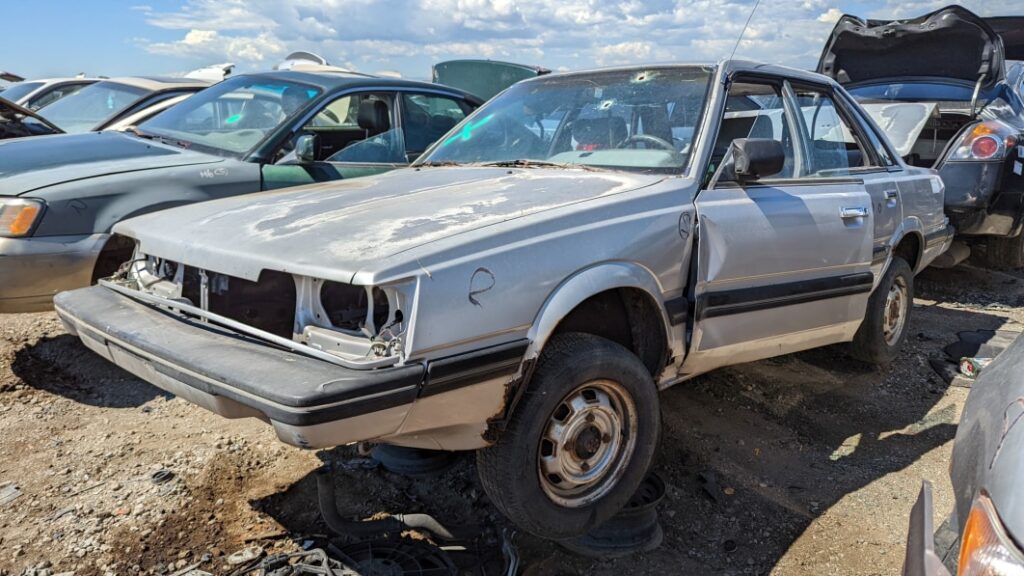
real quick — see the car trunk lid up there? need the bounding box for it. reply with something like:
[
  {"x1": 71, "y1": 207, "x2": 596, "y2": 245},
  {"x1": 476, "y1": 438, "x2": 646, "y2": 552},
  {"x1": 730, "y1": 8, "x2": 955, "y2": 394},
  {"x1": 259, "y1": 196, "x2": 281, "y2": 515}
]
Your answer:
[
  {"x1": 817, "y1": 6, "x2": 1005, "y2": 88},
  {"x1": 432, "y1": 60, "x2": 550, "y2": 100}
]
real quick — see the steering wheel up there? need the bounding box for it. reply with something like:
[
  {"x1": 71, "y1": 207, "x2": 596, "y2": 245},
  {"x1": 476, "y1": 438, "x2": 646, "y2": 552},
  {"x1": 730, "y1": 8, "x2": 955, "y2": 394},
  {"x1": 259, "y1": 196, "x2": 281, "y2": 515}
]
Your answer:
[{"x1": 618, "y1": 134, "x2": 675, "y2": 151}]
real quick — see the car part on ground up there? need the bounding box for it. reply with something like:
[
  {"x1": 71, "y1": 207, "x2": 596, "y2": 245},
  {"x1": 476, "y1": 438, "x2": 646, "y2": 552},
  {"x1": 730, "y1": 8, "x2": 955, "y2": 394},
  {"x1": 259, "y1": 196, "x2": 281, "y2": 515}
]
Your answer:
[
  {"x1": 560, "y1": 471, "x2": 666, "y2": 558},
  {"x1": 370, "y1": 445, "x2": 460, "y2": 477},
  {"x1": 903, "y1": 331, "x2": 1024, "y2": 575},
  {"x1": 819, "y1": 6, "x2": 1024, "y2": 270},
  {"x1": 57, "y1": 59, "x2": 950, "y2": 539}
]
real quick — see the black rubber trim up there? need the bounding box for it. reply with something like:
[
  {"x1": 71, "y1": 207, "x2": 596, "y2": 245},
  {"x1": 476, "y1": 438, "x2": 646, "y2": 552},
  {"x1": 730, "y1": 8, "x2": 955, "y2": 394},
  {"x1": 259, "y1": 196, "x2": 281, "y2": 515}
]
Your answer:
[
  {"x1": 872, "y1": 245, "x2": 890, "y2": 265},
  {"x1": 925, "y1": 225, "x2": 954, "y2": 247},
  {"x1": 713, "y1": 176, "x2": 865, "y2": 189},
  {"x1": 422, "y1": 340, "x2": 528, "y2": 398},
  {"x1": 664, "y1": 296, "x2": 689, "y2": 326},
  {"x1": 701, "y1": 271, "x2": 874, "y2": 319}
]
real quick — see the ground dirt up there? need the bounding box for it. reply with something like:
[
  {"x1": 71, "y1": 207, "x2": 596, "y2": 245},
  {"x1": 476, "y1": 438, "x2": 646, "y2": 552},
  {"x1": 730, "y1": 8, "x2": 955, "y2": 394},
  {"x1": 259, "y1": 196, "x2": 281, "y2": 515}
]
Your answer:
[{"x1": 1, "y1": 262, "x2": 1022, "y2": 576}]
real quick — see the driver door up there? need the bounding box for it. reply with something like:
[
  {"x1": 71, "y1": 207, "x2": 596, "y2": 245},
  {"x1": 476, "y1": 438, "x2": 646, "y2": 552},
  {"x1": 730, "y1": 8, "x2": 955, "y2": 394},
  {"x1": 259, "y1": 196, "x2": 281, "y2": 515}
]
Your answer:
[
  {"x1": 681, "y1": 77, "x2": 874, "y2": 375},
  {"x1": 261, "y1": 91, "x2": 404, "y2": 190}
]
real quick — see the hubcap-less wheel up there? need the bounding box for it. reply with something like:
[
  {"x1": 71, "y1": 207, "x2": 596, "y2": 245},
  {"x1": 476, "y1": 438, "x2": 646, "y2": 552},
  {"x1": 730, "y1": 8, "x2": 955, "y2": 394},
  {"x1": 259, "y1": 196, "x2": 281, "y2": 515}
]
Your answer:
[
  {"x1": 538, "y1": 379, "x2": 638, "y2": 508},
  {"x1": 883, "y1": 276, "x2": 909, "y2": 346}
]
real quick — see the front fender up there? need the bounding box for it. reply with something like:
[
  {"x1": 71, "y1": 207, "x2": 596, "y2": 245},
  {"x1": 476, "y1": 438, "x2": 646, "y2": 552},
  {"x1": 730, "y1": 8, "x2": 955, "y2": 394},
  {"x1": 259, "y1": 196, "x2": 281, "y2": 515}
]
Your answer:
[{"x1": 525, "y1": 261, "x2": 675, "y2": 360}]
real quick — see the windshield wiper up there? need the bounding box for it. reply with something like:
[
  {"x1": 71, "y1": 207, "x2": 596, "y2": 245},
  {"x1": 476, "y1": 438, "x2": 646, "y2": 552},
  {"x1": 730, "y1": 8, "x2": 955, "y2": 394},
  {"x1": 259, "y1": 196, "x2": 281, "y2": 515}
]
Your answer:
[
  {"x1": 416, "y1": 160, "x2": 462, "y2": 167},
  {"x1": 125, "y1": 126, "x2": 190, "y2": 150},
  {"x1": 474, "y1": 159, "x2": 603, "y2": 171}
]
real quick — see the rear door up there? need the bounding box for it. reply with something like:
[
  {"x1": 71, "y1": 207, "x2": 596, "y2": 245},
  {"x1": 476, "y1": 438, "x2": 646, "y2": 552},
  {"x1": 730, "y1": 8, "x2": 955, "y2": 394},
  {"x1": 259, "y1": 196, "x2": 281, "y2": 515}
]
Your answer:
[{"x1": 682, "y1": 76, "x2": 875, "y2": 375}]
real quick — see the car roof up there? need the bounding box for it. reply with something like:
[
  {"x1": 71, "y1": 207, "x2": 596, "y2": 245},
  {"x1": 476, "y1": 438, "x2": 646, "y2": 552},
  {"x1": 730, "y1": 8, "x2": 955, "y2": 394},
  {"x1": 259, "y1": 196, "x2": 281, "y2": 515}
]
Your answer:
[
  {"x1": 513, "y1": 60, "x2": 840, "y2": 88},
  {"x1": 236, "y1": 70, "x2": 483, "y2": 102},
  {"x1": 99, "y1": 77, "x2": 212, "y2": 91}
]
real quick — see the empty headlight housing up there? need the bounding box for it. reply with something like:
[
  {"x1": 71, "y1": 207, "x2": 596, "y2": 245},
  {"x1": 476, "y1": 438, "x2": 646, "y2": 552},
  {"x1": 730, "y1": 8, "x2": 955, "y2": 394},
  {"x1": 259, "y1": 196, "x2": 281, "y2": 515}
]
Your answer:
[
  {"x1": 0, "y1": 198, "x2": 45, "y2": 238},
  {"x1": 959, "y1": 494, "x2": 1024, "y2": 576}
]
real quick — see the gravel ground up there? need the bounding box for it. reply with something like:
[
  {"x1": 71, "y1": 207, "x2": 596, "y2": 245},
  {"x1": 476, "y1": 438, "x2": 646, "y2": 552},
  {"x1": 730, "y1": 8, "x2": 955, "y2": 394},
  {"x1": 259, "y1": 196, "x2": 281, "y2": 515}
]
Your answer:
[{"x1": 0, "y1": 262, "x2": 1021, "y2": 576}]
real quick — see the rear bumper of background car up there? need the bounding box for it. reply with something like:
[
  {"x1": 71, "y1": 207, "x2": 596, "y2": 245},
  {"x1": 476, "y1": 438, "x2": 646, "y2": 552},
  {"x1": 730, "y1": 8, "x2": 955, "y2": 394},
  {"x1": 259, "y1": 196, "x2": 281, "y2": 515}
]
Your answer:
[
  {"x1": 0, "y1": 234, "x2": 108, "y2": 313},
  {"x1": 941, "y1": 160, "x2": 1024, "y2": 237},
  {"x1": 54, "y1": 285, "x2": 527, "y2": 450}
]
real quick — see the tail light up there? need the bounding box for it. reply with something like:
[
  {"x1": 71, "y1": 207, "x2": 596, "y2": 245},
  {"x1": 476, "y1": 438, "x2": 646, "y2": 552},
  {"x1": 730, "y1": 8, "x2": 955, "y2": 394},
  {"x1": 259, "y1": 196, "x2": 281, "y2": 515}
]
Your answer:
[{"x1": 949, "y1": 120, "x2": 1018, "y2": 162}]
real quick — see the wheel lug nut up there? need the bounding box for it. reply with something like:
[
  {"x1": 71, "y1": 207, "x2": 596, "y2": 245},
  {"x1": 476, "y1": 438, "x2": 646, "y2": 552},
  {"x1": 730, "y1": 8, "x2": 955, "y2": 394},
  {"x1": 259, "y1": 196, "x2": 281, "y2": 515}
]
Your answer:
[
  {"x1": 585, "y1": 413, "x2": 595, "y2": 423},
  {"x1": 581, "y1": 462, "x2": 590, "y2": 471},
  {"x1": 602, "y1": 433, "x2": 611, "y2": 443}
]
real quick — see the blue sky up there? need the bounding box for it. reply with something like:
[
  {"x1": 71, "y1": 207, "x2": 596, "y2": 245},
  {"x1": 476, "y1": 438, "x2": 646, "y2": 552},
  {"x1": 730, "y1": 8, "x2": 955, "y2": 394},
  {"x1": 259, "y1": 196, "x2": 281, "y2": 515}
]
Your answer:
[{"x1": 0, "y1": 0, "x2": 1008, "y2": 81}]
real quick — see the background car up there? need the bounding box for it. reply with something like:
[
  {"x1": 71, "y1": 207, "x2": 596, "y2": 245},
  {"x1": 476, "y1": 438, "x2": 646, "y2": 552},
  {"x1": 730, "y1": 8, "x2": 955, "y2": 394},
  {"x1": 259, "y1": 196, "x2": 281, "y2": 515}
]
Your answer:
[
  {"x1": 903, "y1": 333, "x2": 1024, "y2": 576},
  {"x1": 0, "y1": 69, "x2": 483, "y2": 312},
  {"x1": 0, "y1": 76, "x2": 98, "y2": 110},
  {"x1": 818, "y1": 6, "x2": 1024, "y2": 268}
]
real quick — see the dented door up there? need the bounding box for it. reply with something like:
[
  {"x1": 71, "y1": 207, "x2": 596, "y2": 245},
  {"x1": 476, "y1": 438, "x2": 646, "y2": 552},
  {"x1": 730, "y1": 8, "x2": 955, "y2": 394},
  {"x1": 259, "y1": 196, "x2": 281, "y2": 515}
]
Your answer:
[{"x1": 681, "y1": 77, "x2": 874, "y2": 376}]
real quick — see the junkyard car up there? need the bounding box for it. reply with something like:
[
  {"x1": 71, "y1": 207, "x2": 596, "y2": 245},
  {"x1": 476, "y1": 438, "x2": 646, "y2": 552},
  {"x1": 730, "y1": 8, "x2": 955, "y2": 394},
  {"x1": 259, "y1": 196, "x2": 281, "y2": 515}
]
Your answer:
[
  {"x1": 0, "y1": 71, "x2": 481, "y2": 312},
  {"x1": 0, "y1": 76, "x2": 98, "y2": 111},
  {"x1": 902, "y1": 333, "x2": 1024, "y2": 576},
  {"x1": 0, "y1": 97, "x2": 64, "y2": 139},
  {"x1": 56, "y1": 60, "x2": 951, "y2": 539},
  {"x1": 818, "y1": 6, "x2": 1024, "y2": 268}
]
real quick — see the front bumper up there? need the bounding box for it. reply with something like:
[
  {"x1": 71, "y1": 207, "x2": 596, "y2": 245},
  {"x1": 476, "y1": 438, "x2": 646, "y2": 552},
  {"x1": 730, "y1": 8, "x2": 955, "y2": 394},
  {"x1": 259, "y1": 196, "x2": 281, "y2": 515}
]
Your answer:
[
  {"x1": 0, "y1": 234, "x2": 108, "y2": 313},
  {"x1": 903, "y1": 481, "x2": 953, "y2": 576},
  {"x1": 55, "y1": 285, "x2": 527, "y2": 450}
]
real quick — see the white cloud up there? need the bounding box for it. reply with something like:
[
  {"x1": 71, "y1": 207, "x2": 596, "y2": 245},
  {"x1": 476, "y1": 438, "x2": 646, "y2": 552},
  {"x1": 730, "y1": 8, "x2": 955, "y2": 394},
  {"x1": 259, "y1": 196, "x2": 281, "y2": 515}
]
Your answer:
[{"x1": 135, "y1": 1, "x2": 1008, "y2": 76}]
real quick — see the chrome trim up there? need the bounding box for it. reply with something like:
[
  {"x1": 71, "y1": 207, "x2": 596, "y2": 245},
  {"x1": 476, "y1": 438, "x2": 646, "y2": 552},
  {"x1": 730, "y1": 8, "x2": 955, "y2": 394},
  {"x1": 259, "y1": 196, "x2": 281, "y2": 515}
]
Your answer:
[{"x1": 97, "y1": 279, "x2": 400, "y2": 370}]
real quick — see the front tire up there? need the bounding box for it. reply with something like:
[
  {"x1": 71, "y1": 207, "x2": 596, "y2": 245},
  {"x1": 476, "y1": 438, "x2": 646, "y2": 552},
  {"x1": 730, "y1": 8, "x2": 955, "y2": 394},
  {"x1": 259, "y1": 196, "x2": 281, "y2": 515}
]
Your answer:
[
  {"x1": 476, "y1": 333, "x2": 660, "y2": 540},
  {"x1": 850, "y1": 257, "x2": 913, "y2": 365},
  {"x1": 983, "y1": 234, "x2": 1024, "y2": 270}
]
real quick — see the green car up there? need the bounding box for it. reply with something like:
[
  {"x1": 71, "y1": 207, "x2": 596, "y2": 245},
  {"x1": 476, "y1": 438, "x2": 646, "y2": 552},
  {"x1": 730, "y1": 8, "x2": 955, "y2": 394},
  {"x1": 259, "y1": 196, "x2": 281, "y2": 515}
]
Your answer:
[{"x1": 0, "y1": 69, "x2": 484, "y2": 312}]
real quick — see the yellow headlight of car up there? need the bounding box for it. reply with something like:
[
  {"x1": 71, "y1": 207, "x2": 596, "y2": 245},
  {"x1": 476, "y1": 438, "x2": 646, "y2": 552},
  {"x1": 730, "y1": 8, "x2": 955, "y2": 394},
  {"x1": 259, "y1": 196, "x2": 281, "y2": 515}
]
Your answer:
[
  {"x1": 959, "y1": 494, "x2": 1024, "y2": 576},
  {"x1": 0, "y1": 198, "x2": 45, "y2": 237}
]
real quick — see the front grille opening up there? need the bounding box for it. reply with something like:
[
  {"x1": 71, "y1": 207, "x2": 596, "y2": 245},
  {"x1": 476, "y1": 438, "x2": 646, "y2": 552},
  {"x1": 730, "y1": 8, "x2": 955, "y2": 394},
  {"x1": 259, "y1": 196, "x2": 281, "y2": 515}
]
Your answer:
[
  {"x1": 181, "y1": 267, "x2": 297, "y2": 338},
  {"x1": 320, "y1": 282, "x2": 390, "y2": 333}
]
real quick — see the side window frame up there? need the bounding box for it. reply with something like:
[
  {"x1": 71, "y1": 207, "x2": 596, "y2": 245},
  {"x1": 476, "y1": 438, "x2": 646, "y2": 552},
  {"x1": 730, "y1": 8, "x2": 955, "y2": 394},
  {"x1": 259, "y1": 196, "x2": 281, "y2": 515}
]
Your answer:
[
  {"x1": 835, "y1": 89, "x2": 899, "y2": 169},
  {"x1": 785, "y1": 80, "x2": 886, "y2": 177}
]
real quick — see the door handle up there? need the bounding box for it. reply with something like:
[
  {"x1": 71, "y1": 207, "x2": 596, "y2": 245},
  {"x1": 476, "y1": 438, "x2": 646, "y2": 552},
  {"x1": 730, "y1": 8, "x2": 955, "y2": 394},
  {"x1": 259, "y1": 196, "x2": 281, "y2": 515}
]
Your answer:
[
  {"x1": 841, "y1": 207, "x2": 869, "y2": 219},
  {"x1": 884, "y1": 190, "x2": 898, "y2": 200}
]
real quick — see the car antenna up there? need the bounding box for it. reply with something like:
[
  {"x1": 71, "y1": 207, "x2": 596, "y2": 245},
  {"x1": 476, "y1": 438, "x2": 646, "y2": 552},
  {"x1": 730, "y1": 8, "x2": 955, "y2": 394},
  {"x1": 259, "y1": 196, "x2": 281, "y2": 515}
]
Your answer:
[{"x1": 728, "y1": 0, "x2": 762, "y2": 61}]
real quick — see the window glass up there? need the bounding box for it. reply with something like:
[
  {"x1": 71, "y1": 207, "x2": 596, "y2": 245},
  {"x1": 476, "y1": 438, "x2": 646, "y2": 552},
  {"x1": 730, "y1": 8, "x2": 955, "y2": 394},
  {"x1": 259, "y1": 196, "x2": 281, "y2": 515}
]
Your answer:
[
  {"x1": 0, "y1": 82, "x2": 44, "y2": 104},
  {"x1": 420, "y1": 66, "x2": 714, "y2": 173},
  {"x1": 304, "y1": 93, "x2": 403, "y2": 163},
  {"x1": 709, "y1": 81, "x2": 796, "y2": 180},
  {"x1": 36, "y1": 81, "x2": 147, "y2": 133},
  {"x1": 27, "y1": 83, "x2": 90, "y2": 110},
  {"x1": 140, "y1": 76, "x2": 322, "y2": 158},
  {"x1": 792, "y1": 87, "x2": 872, "y2": 176},
  {"x1": 401, "y1": 93, "x2": 471, "y2": 158}
]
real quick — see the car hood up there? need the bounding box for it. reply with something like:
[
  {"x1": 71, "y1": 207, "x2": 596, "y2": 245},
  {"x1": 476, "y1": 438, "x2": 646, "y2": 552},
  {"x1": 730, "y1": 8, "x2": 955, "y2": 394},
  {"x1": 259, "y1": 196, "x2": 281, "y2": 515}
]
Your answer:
[
  {"x1": 117, "y1": 166, "x2": 662, "y2": 283},
  {"x1": 817, "y1": 5, "x2": 1005, "y2": 88},
  {"x1": 949, "y1": 331, "x2": 1024, "y2": 544},
  {"x1": 0, "y1": 131, "x2": 224, "y2": 195}
]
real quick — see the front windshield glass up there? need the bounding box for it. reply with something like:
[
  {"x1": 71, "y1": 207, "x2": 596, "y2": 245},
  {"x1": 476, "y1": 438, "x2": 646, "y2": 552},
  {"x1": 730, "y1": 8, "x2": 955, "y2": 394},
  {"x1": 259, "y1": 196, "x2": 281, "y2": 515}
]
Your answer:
[
  {"x1": 37, "y1": 81, "x2": 147, "y2": 133},
  {"x1": 139, "y1": 76, "x2": 322, "y2": 158},
  {"x1": 419, "y1": 66, "x2": 714, "y2": 172},
  {"x1": 0, "y1": 82, "x2": 44, "y2": 104}
]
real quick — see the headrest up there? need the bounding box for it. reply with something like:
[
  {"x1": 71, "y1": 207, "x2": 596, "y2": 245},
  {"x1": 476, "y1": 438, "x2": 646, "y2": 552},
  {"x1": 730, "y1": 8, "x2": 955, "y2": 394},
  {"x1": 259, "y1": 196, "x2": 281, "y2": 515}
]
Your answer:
[
  {"x1": 358, "y1": 100, "x2": 390, "y2": 131},
  {"x1": 573, "y1": 117, "x2": 628, "y2": 150}
]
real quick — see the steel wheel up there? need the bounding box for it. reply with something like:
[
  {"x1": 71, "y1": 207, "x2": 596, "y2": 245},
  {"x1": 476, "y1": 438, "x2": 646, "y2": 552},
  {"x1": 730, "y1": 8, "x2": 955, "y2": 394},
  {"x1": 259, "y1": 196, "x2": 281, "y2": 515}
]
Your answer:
[
  {"x1": 883, "y1": 275, "x2": 909, "y2": 346},
  {"x1": 538, "y1": 379, "x2": 638, "y2": 508}
]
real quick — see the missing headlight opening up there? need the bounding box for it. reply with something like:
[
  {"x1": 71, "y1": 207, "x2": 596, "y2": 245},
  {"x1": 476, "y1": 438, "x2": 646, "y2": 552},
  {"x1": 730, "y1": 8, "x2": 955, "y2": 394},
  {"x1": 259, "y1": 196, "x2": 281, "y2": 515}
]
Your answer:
[
  {"x1": 320, "y1": 281, "x2": 391, "y2": 334},
  {"x1": 179, "y1": 267, "x2": 297, "y2": 338}
]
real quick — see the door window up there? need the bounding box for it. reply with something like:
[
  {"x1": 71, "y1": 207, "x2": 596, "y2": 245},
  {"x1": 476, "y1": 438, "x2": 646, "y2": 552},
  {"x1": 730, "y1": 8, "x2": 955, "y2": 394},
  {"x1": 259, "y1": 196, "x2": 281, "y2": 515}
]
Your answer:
[
  {"x1": 27, "y1": 82, "x2": 91, "y2": 110},
  {"x1": 790, "y1": 86, "x2": 876, "y2": 176},
  {"x1": 400, "y1": 93, "x2": 472, "y2": 160},
  {"x1": 708, "y1": 81, "x2": 797, "y2": 181},
  {"x1": 318, "y1": 93, "x2": 405, "y2": 163}
]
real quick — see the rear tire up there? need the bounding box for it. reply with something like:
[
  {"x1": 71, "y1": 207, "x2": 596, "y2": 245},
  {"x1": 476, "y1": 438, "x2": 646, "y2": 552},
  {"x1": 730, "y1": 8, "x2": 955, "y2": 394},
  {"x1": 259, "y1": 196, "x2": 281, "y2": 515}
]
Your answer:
[
  {"x1": 983, "y1": 234, "x2": 1024, "y2": 270},
  {"x1": 476, "y1": 332, "x2": 660, "y2": 540},
  {"x1": 851, "y1": 257, "x2": 913, "y2": 365}
]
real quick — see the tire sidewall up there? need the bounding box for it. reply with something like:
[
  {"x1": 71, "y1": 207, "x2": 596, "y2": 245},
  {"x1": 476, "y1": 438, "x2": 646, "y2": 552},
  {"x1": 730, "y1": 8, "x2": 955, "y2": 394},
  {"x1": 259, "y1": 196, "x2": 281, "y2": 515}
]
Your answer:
[
  {"x1": 484, "y1": 334, "x2": 661, "y2": 539},
  {"x1": 855, "y1": 257, "x2": 914, "y2": 364}
]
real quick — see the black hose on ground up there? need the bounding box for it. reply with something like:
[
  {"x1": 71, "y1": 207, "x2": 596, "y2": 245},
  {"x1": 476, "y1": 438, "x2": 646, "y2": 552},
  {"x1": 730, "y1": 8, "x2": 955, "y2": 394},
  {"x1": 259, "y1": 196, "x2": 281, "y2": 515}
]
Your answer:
[{"x1": 315, "y1": 464, "x2": 458, "y2": 541}]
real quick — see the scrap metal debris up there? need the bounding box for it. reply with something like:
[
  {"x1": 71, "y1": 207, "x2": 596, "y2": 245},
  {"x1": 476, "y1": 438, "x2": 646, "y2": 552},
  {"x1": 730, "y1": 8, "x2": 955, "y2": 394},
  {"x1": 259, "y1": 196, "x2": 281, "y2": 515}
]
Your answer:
[{"x1": 930, "y1": 329, "x2": 1023, "y2": 387}]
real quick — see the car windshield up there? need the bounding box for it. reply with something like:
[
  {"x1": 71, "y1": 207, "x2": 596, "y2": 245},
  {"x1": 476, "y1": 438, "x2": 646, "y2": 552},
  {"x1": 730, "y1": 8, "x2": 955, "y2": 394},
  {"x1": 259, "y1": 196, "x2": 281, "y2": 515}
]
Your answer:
[
  {"x1": 0, "y1": 81, "x2": 44, "y2": 103},
  {"x1": 37, "y1": 81, "x2": 148, "y2": 133},
  {"x1": 138, "y1": 76, "x2": 322, "y2": 158},
  {"x1": 419, "y1": 66, "x2": 714, "y2": 173}
]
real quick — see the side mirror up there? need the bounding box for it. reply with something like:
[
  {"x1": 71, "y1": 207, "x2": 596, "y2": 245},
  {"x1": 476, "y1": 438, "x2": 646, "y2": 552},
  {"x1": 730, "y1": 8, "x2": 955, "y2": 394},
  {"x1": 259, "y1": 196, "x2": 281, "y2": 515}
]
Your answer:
[
  {"x1": 295, "y1": 133, "x2": 318, "y2": 164},
  {"x1": 732, "y1": 138, "x2": 785, "y2": 181}
]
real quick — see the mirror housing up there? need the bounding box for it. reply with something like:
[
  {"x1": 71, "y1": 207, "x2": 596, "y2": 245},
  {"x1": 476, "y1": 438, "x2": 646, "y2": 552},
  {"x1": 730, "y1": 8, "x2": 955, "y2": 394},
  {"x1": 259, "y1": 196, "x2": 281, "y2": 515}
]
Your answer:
[
  {"x1": 732, "y1": 138, "x2": 785, "y2": 181},
  {"x1": 295, "y1": 134, "x2": 318, "y2": 164}
]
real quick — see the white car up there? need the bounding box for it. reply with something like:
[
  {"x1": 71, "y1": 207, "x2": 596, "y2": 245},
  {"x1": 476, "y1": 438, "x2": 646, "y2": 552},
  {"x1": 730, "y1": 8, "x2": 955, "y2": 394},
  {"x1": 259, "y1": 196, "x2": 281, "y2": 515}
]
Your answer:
[{"x1": 0, "y1": 77, "x2": 99, "y2": 110}]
